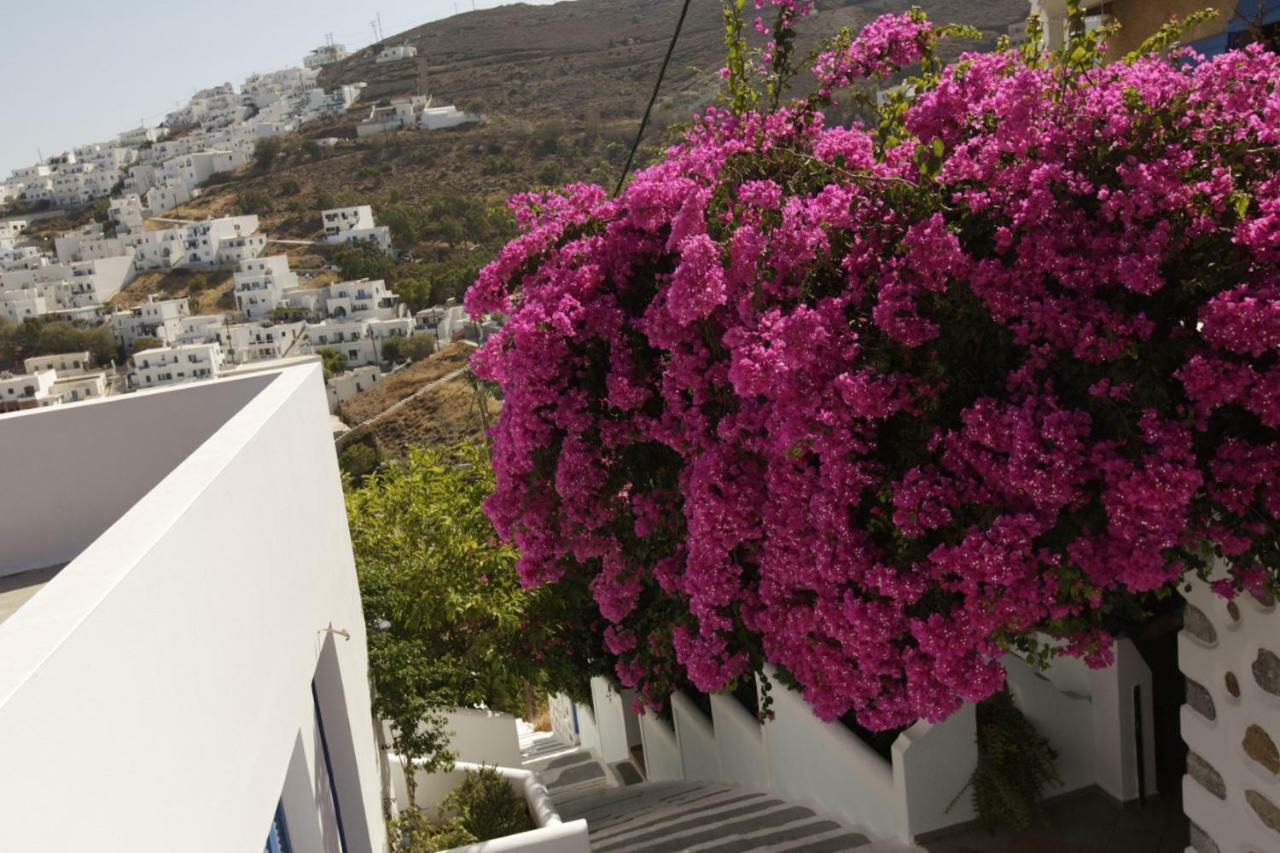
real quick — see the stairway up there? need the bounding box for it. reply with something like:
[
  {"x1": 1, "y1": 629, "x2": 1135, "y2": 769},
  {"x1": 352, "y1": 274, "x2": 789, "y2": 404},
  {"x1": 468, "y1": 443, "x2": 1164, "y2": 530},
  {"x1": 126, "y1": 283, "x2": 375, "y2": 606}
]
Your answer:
[{"x1": 520, "y1": 728, "x2": 874, "y2": 852}]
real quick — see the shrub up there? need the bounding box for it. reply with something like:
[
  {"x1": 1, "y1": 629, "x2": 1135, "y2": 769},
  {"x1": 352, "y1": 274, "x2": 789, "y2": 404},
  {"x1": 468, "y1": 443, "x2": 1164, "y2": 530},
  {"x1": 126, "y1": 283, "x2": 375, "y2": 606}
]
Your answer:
[
  {"x1": 317, "y1": 347, "x2": 348, "y2": 380},
  {"x1": 466, "y1": 3, "x2": 1280, "y2": 728},
  {"x1": 234, "y1": 190, "x2": 273, "y2": 216},
  {"x1": 404, "y1": 333, "x2": 437, "y2": 362},
  {"x1": 339, "y1": 442, "x2": 381, "y2": 484},
  {"x1": 389, "y1": 806, "x2": 476, "y2": 853},
  {"x1": 253, "y1": 136, "x2": 282, "y2": 169},
  {"x1": 302, "y1": 140, "x2": 322, "y2": 160},
  {"x1": 443, "y1": 767, "x2": 532, "y2": 841},
  {"x1": 960, "y1": 689, "x2": 1061, "y2": 831},
  {"x1": 379, "y1": 335, "x2": 405, "y2": 363},
  {"x1": 333, "y1": 240, "x2": 396, "y2": 282},
  {"x1": 279, "y1": 179, "x2": 301, "y2": 196}
]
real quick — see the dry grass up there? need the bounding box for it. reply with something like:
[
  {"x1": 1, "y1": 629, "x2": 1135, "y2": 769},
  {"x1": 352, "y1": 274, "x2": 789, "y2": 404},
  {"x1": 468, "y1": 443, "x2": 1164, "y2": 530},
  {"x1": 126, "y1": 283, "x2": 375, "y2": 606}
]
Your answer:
[
  {"x1": 112, "y1": 269, "x2": 234, "y2": 313},
  {"x1": 337, "y1": 341, "x2": 475, "y2": 425}
]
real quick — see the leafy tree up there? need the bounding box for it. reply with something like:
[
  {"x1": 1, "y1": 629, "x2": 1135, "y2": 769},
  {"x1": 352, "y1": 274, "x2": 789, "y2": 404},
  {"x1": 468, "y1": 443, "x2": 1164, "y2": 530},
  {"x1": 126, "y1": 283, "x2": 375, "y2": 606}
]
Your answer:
[
  {"x1": 317, "y1": 347, "x2": 348, "y2": 379},
  {"x1": 404, "y1": 333, "x2": 437, "y2": 362},
  {"x1": 339, "y1": 442, "x2": 381, "y2": 484},
  {"x1": 333, "y1": 240, "x2": 396, "y2": 282},
  {"x1": 346, "y1": 444, "x2": 602, "y2": 781},
  {"x1": 253, "y1": 136, "x2": 283, "y2": 169},
  {"x1": 279, "y1": 179, "x2": 301, "y2": 196},
  {"x1": 235, "y1": 190, "x2": 273, "y2": 216},
  {"x1": 378, "y1": 335, "x2": 405, "y2": 363}
]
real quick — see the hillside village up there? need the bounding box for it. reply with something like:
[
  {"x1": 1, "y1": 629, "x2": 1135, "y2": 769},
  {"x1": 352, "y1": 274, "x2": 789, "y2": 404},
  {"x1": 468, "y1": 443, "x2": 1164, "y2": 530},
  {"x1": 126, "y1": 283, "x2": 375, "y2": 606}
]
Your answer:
[{"x1": 0, "y1": 39, "x2": 493, "y2": 434}]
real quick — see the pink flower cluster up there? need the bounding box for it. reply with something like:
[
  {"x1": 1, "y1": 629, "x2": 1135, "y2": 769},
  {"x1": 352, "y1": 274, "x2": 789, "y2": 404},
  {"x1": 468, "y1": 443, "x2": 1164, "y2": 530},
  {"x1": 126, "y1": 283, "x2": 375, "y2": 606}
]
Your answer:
[{"x1": 467, "y1": 18, "x2": 1280, "y2": 729}]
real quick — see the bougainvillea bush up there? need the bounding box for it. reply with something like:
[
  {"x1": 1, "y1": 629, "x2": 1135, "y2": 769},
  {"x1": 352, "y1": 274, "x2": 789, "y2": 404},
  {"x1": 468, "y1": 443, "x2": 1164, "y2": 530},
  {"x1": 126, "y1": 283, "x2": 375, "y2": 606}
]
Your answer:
[{"x1": 466, "y1": 3, "x2": 1280, "y2": 730}]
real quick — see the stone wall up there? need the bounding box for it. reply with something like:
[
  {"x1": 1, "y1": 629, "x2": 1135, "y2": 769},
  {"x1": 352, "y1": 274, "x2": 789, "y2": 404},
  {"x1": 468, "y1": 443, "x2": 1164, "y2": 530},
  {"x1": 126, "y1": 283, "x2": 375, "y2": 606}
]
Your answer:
[{"x1": 1179, "y1": 572, "x2": 1280, "y2": 853}]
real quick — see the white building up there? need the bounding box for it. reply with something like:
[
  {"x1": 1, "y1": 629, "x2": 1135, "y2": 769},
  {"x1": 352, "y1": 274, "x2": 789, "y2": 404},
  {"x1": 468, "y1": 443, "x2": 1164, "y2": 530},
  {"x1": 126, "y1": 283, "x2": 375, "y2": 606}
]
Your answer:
[
  {"x1": 233, "y1": 255, "x2": 298, "y2": 320},
  {"x1": 306, "y1": 319, "x2": 379, "y2": 366},
  {"x1": 50, "y1": 371, "x2": 108, "y2": 404},
  {"x1": 321, "y1": 278, "x2": 401, "y2": 321},
  {"x1": 326, "y1": 364, "x2": 381, "y2": 412},
  {"x1": 108, "y1": 194, "x2": 146, "y2": 234},
  {"x1": 0, "y1": 364, "x2": 384, "y2": 852},
  {"x1": 304, "y1": 42, "x2": 350, "y2": 69},
  {"x1": 24, "y1": 351, "x2": 92, "y2": 376},
  {"x1": 420, "y1": 104, "x2": 480, "y2": 131},
  {"x1": 375, "y1": 43, "x2": 418, "y2": 63},
  {"x1": 0, "y1": 369, "x2": 57, "y2": 412},
  {"x1": 127, "y1": 215, "x2": 265, "y2": 271},
  {"x1": 0, "y1": 255, "x2": 136, "y2": 313},
  {"x1": 321, "y1": 206, "x2": 392, "y2": 252},
  {"x1": 131, "y1": 342, "x2": 225, "y2": 388},
  {"x1": 110, "y1": 295, "x2": 191, "y2": 349}
]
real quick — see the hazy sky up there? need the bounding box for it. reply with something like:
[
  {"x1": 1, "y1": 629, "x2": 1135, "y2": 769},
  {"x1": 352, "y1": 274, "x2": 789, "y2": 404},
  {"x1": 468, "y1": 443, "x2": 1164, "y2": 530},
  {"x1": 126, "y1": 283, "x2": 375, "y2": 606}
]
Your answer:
[{"x1": 0, "y1": 0, "x2": 560, "y2": 176}]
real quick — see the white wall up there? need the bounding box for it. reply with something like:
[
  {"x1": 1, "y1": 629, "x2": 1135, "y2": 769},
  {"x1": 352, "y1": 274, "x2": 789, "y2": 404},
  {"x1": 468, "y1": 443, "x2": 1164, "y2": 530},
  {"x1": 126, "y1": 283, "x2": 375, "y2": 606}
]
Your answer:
[
  {"x1": 639, "y1": 711, "x2": 683, "y2": 782},
  {"x1": 672, "y1": 692, "x2": 721, "y2": 782},
  {"x1": 1090, "y1": 638, "x2": 1157, "y2": 802},
  {"x1": 444, "y1": 708, "x2": 522, "y2": 767},
  {"x1": 1004, "y1": 654, "x2": 1096, "y2": 795},
  {"x1": 710, "y1": 693, "x2": 770, "y2": 791},
  {"x1": 0, "y1": 366, "x2": 384, "y2": 853},
  {"x1": 761, "y1": 666, "x2": 900, "y2": 840},
  {"x1": 574, "y1": 701, "x2": 601, "y2": 756},
  {"x1": 0, "y1": 374, "x2": 273, "y2": 577},
  {"x1": 589, "y1": 676, "x2": 633, "y2": 764},
  {"x1": 891, "y1": 703, "x2": 978, "y2": 838},
  {"x1": 1179, "y1": 571, "x2": 1280, "y2": 853}
]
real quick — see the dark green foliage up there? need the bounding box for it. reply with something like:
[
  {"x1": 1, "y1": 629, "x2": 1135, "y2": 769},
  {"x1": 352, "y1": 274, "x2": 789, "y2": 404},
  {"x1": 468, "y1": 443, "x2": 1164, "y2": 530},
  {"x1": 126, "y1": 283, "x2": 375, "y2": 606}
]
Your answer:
[
  {"x1": 389, "y1": 804, "x2": 477, "y2": 852},
  {"x1": 235, "y1": 190, "x2": 274, "y2": 215},
  {"x1": 280, "y1": 179, "x2": 302, "y2": 196},
  {"x1": 339, "y1": 442, "x2": 381, "y2": 484},
  {"x1": 404, "y1": 333, "x2": 437, "y2": 362},
  {"x1": 317, "y1": 347, "x2": 349, "y2": 380},
  {"x1": 333, "y1": 240, "x2": 397, "y2": 282},
  {"x1": 443, "y1": 767, "x2": 532, "y2": 841},
  {"x1": 379, "y1": 335, "x2": 406, "y2": 363},
  {"x1": 253, "y1": 136, "x2": 283, "y2": 169},
  {"x1": 130, "y1": 336, "x2": 163, "y2": 353},
  {"x1": 964, "y1": 689, "x2": 1061, "y2": 831},
  {"x1": 0, "y1": 318, "x2": 116, "y2": 369}
]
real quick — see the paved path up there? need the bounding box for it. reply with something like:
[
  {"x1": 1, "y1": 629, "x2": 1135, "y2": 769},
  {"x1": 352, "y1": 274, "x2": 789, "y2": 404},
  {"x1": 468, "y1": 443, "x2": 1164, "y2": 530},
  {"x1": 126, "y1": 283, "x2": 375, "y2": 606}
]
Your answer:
[{"x1": 520, "y1": 728, "x2": 881, "y2": 852}]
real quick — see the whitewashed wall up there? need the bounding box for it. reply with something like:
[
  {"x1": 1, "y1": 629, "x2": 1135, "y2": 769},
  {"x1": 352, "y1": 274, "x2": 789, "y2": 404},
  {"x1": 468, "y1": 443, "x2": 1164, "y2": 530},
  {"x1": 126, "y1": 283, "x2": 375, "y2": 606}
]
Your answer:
[
  {"x1": 710, "y1": 692, "x2": 769, "y2": 790},
  {"x1": 445, "y1": 708, "x2": 522, "y2": 768},
  {"x1": 672, "y1": 692, "x2": 721, "y2": 782},
  {"x1": 891, "y1": 703, "x2": 978, "y2": 838},
  {"x1": 639, "y1": 711, "x2": 684, "y2": 782},
  {"x1": 1180, "y1": 572, "x2": 1280, "y2": 853},
  {"x1": 0, "y1": 366, "x2": 384, "y2": 852}
]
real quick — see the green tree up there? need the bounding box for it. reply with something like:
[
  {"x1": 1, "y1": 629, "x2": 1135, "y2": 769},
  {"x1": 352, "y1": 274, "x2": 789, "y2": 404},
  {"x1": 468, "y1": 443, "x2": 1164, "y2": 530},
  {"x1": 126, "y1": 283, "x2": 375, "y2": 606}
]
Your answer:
[
  {"x1": 317, "y1": 347, "x2": 349, "y2": 379},
  {"x1": 332, "y1": 240, "x2": 396, "y2": 282},
  {"x1": 379, "y1": 335, "x2": 405, "y2": 363},
  {"x1": 235, "y1": 190, "x2": 274, "y2": 216},
  {"x1": 404, "y1": 333, "x2": 437, "y2": 362},
  {"x1": 345, "y1": 444, "x2": 602, "y2": 781},
  {"x1": 253, "y1": 136, "x2": 283, "y2": 169},
  {"x1": 279, "y1": 179, "x2": 301, "y2": 196}
]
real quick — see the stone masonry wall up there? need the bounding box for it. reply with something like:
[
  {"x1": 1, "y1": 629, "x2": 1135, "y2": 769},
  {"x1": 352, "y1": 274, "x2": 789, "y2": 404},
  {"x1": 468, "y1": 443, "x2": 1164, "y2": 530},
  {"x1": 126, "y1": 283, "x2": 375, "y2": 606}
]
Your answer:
[{"x1": 1179, "y1": 571, "x2": 1280, "y2": 853}]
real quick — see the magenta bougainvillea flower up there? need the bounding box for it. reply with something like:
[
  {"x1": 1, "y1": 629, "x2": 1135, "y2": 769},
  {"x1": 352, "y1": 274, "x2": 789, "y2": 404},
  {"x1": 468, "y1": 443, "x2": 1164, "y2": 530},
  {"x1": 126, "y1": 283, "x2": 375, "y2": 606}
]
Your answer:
[{"x1": 467, "y1": 9, "x2": 1280, "y2": 729}]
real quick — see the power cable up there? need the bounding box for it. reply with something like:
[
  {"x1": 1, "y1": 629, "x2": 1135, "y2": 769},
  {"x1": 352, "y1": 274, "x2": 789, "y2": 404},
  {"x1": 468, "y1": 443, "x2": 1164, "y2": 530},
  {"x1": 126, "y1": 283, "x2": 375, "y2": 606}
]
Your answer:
[{"x1": 613, "y1": 0, "x2": 693, "y2": 196}]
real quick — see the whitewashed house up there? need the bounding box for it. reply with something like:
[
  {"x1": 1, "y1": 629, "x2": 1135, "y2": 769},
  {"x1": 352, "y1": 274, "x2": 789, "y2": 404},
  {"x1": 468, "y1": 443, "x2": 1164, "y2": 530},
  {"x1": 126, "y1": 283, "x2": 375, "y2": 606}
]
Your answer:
[
  {"x1": 0, "y1": 255, "x2": 136, "y2": 312},
  {"x1": 375, "y1": 43, "x2": 418, "y2": 63},
  {"x1": 110, "y1": 295, "x2": 191, "y2": 349},
  {"x1": 320, "y1": 278, "x2": 402, "y2": 321},
  {"x1": 107, "y1": 194, "x2": 146, "y2": 233},
  {"x1": 0, "y1": 364, "x2": 384, "y2": 852},
  {"x1": 0, "y1": 369, "x2": 57, "y2": 412},
  {"x1": 321, "y1": 206, "x2": 391, "y2": 252},
  {"x1": 127, "y1": 215, "x2": 264, "y2": 270},
  {"x1": 420, "y1": 105, "x2": 481, "y2": 131},
  {"x1": 54, "y1": 225, "x2": 130, "y2": 263},
  {"x1": 233, "y1": 255, "x2": 299, "y2": 320},
  {"x1": 305, "y1": 319, "x2": 378, "y2": 366},
  {"x1": 222, "y1": 321, "x2": 307, "y2": 364},
  {"x1": 50, "y1": 371, "x2": 108, "y2": 404},
  {"x1": 0, "y1": 288, "x2": 48, "y2": 323},
  {"x1": 23, "y1": 351, "x2": 92, "y2": 376},
  {"x1": 131, "y1": 342, "x2": 225, "y2": 388},
  {"x1": 0, "y1": 220, "x2": 28, "y2": 250},
  {"x1": 304, "y1": 42, "x2": 350, "y2": 69},
  {"x1": 326, "y1": 364, "x2": 381, "y2": 412}
]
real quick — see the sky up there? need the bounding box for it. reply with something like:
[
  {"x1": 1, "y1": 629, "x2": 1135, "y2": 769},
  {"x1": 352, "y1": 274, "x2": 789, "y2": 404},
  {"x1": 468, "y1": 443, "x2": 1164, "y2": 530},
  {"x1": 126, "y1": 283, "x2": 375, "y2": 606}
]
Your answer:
[{"x1": 0, "y1": 0, "x2": 561, "y2": 176}]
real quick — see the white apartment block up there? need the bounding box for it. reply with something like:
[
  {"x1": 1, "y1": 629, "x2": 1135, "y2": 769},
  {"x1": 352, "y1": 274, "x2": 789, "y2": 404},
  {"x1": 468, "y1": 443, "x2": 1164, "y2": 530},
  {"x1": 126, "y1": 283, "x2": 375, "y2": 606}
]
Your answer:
[
  {"x1": 305, "y1": 317, "x2": 412, "y2": 367},
  {"x1": 0, "y1": 255, "x2": 136, "y2": 312},
  {"x1": 108, "y1": 194, "x2": 146, "y2": 233},
  {"x1": 116, "y1": 125, "x2": 167, "y2": 147},
  {"x1": 0, "y1": 365, "x2": 384, "y2": 852},
  {"x1": 0, "y1": 288, "x2": 48, "y2": 323},
  {"x1": 321, "y1": 206, "x2": 392, "y2": 251},
  {"x1": 376, "y1": 43, "x2": 418, "y2": 63},
  {"x1": 321, "y1": 278, "x2": 401, "y2": 321},
  {"x1": 223, "y1": 321, "x2": 306, "y2": 364},
  {"x1": 54, "y1": 225, "x2": 130, "y2": 263},
  {"x1": 131, "y1": 342, "x2": 225, "y2": 389},
  {"x1": 233, "y1": 255, "x2": 298, "y2": 320},
  {"x1": 127, "y1": 215, "x2": 264, "y2": 271},
  {"x1": 110, "y1": 295, "x2": 191, "y2": 349},
  {"x1": 0, "y1": 369, "x2": 57, "y2": 412},
  {"x1": 145, "y1": 184, "x2": 198, "y2": 215},
  {"x1": 23, "y1": 351, "x2": 92, "y2": 376},
  {"x1": 326, "y1": 364, "x2": 380, "y2": 412},
  {"x1": 0, "y1": 220, "x2": 28, "y2": 250},
  {"x1": 0, "y1": 246, "x2": 45, "y2": 272}
]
